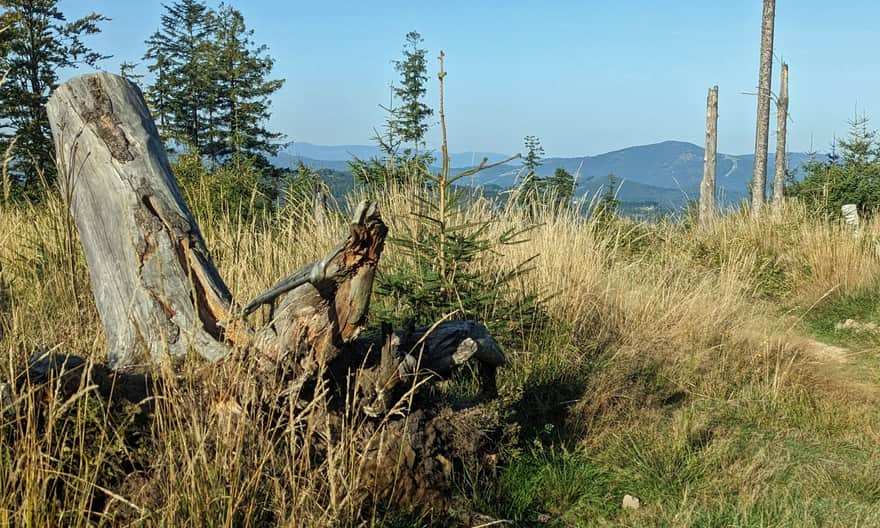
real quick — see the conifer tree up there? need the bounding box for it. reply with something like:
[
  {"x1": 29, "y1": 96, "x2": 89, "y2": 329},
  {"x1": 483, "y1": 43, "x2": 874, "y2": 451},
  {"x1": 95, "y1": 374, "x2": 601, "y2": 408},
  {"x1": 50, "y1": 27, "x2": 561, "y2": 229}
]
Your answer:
[
  {"x1": 788, "y1": 115, "x2": 880, "y2": 217},
  {"x1": 391, "y1": 31, "x2": 433, "y2": 158},
  {"x1": 546, "y1": 167, "x2": 575, "y2": 207},
  {"x1": 517, "y1": 135, "x2": 545, "y2": 204},
  {"x1": 204, "y1": 4, "x2": 284, "y2": 165},
  {"x1": 378, "y1": 50, "x2": 530, "y2": 337},
  {"x1": 596, "y1": 173, "x2": 620, "y2": 220},
  {"x1": 119, "y1": 61, "x2": 143, "y2": 84},
  {"x1": 350, "y1": 31, "x2": 433, "y2": 187},
  {"x1": 0, "y1": 0, "x2": 108, "y2": 194},
  {"x1": 143, "y1": 0, "x2": 215, "y2": 150}
]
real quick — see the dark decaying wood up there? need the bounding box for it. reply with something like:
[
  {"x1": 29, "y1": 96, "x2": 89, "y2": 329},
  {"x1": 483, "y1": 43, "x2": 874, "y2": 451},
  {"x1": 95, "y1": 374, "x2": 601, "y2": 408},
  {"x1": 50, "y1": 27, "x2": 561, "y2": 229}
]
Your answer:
[{"x1": 43, "y1": 72, "x2": 504, "y2": 404}]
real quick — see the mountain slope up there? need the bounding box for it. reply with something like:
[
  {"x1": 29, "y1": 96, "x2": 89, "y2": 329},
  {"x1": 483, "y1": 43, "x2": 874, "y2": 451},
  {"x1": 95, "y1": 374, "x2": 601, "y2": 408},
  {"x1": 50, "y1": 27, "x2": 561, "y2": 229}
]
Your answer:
[{"x1": 274, "y1": 141, "x2": 815, "y2": 208}]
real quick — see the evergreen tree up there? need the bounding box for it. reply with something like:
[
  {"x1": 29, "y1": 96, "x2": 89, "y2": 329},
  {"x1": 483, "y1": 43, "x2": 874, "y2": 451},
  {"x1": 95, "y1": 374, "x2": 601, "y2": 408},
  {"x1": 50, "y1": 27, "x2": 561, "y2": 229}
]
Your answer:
[
  {"x1": 517, "y1": 135, "x2": 544, "y2": 203},
  {"x1": 546, "y1": 167, "x2": 575, "y2": 207},
  {"x1": 378, "y1": 50, "x2": 535, "y2": 341},
  {"x1": 350, "y1": 31, "x2": 434, "y2": 188},
  {"x1": 596, "y1": 173, "x2": 620, "y2": 219},
  {"x1": 788, "y1": 115, "x2": 880, "y2": 217},
  {"x1": 143, "y1": 0, "x2": 215, "y2": 151},
  {"x1": 391, "y1": 31, "x2": 433, "y2": 158},
  {"x1": 0, "y1": 0, "x2": 108, "y2": 195},
  {"x1": 204, "y1": 4, "x2": 284, "y2": 165},
  {"x1": 119, "y1": 61, "x2": 143, "y2": 83}
]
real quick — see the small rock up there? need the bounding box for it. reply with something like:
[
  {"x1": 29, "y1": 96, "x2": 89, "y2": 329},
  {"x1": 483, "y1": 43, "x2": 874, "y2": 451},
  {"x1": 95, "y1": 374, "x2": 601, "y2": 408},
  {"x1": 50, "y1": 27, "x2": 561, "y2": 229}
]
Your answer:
[{"x1": 622, "y1": 494, "x2": 640, "y2": 510}]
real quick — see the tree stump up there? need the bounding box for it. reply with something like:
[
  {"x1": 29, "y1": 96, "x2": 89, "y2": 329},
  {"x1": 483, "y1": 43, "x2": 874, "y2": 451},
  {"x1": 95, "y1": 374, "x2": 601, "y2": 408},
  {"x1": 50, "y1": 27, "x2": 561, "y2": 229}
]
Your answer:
[
  {"x1": 47, "y1": 73, "x2": 237, "y2": 367},
  {"x1": 37, "y1": 73, "x2": 510, "y2": 518},
  {"x1": 45, "y1": 72, "x2": 504, "y2": 396}
]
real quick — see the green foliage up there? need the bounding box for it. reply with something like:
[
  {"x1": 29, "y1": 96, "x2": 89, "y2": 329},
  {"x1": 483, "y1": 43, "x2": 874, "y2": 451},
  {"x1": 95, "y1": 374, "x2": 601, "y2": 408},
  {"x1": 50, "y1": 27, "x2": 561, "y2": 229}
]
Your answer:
[
  {"x1": 516, "y1": 135, "x2": 545, "y2": 207},
  {"x1": 143, "y1": 0, "x2": 215, "y2": 149},
  {"x1": 378, "y1": 180, "x2": 536, "y2": 336},
  {"x1": 522, "y1": 135, "x2": 544, "y2": 174},
  {"x1": 0, "y1": 0, "x2": 108, "y2": 194},
  {"x1": 802, "y1": 288, "x2": 880, "y2": 347},
  {"x1": 595, "y1": 173, "x2": 620, "y2": 220},
  {"x1": 174, "y1": 150, "x2": 278, "y2": 222},
  {"x1": 689, "y1": 236, "x2": 791, "y2": 299},
  {"x1": 391, "y1": 31, "x2": 433, "y2": 155},
  {"x1": 499, "y1": 448, "x2": 618, "y2": 524},
  {"x1": 118, "y1": 61, "x2": 143, "y2": 83},
  {"x1": 546, "y1": 167, "x2": 576, "y2": 208},
  {"x1": 378, "y1": 53, "x2": 536, "y2": 340},
  {"x1": 514, "y1": 138, "x2": 578, "y2": 211},
  {"x1": 143, "y1": 1, "x2": 284, "y2": 164},
  {"x1": 788, "y1": 115, "x2": 880, "y2": 218},
  {"x1": 351, "y1": 31, "x2": 434, "y2": 188},
  {"x1": 203, "y1": 4, "x2": 285, "y2": 164}
]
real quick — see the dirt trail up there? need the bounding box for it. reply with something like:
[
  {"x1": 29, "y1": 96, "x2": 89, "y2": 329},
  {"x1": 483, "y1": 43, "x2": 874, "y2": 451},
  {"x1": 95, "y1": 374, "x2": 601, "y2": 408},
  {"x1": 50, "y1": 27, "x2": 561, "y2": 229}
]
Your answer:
[{"x1": 802, "y1": 339, "x2": 851, "y2": 363}]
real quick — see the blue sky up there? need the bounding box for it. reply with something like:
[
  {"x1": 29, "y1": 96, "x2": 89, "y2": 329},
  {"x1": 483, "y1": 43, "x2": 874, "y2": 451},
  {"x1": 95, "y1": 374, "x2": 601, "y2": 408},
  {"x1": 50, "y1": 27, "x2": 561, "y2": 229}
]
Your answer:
[{"x1": 58, "y1": 0, "x2": 880, "y2": 157}]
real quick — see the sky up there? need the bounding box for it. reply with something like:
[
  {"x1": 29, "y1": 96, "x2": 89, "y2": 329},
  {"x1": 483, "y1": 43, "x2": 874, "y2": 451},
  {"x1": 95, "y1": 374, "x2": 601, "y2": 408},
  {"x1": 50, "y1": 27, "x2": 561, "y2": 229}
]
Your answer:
[{"x1": 57, "y1": 0, "x2": 880, "y2": 158}]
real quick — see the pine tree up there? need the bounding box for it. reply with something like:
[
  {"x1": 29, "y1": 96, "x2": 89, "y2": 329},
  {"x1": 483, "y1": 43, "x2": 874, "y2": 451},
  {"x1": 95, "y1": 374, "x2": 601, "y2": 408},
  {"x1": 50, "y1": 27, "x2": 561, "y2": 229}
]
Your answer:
[
  {"x1": 143, "y1": 0, "x2": 215, "y2": 151},
  {"x1": 391, "y1": 31, "x2": 433, "y2": 159},
  {"x1": 546, "y1": 167, "x2": 575, "y2": 207},
  {"x1": 204, "y1": 4, "x2": 284, "y2": 165},
  {"x1": 788, "y1": 115, "x2": 880, "y2": 217},
  {"x1": 119, "y1": 61, "x2": 143, "y2": 84},
  {"x1": 517, "y1": 135, "x2": 545, "y2": 204},
  {"x1": 0, "y1": 0, "x2": 108, "y2": 195},
  {"x1": 596, "y1": 173, "x2": 620, "y2": 220},
  {"x1": 378, "y1": 50, "x2": 533, "y2": 339},
  {"x1": 349, "y1": 32, "x2": 433, "y2": 188}
]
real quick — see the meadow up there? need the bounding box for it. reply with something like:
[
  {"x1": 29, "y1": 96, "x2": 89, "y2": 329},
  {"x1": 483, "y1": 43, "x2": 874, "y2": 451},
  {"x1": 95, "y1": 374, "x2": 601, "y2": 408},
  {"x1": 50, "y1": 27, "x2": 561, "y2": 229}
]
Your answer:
[{"x1": 1, "y1": 177, "x2": 879, "y2": 527}]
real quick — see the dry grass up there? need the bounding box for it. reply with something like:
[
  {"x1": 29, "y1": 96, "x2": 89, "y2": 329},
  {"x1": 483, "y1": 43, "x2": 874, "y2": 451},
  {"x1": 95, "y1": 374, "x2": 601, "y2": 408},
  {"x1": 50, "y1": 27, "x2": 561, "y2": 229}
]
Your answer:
[{"x1": 1, "y1": 181, "x2": 879, "y2": 526}]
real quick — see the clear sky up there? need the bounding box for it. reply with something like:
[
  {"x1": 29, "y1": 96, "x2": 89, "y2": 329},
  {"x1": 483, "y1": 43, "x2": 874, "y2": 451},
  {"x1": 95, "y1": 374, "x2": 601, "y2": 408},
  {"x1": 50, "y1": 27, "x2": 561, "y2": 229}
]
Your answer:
[{"x1": 58, "y1": 0, "x2": 880, "y2": 157}]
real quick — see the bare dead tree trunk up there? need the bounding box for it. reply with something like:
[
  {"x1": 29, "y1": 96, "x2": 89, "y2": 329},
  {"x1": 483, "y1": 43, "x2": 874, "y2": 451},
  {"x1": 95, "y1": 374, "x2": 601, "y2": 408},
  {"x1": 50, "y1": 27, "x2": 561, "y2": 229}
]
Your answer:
[
  {"x1": 700, "y1": 85, "x2": 719, "y2": 226},
  {"x1": 772, "y1": 62, "x2": 789, "y2": 210},
  {"x1": 751, "y1": 0, "x2": 776, "y2": 217}
]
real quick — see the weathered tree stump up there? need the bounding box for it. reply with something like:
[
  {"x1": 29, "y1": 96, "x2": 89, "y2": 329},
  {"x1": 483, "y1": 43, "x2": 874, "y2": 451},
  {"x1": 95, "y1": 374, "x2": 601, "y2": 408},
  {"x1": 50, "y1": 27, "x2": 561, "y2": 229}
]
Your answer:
[
  {"x1": 47, "y1": 73, "x2": 238, "y2": 367},
  {"x1": 33, "y1": 72, "x2": 512, "y2": 520},
  {"x1": 45, "y1": 72, "x2": 503, "y2": 401}
]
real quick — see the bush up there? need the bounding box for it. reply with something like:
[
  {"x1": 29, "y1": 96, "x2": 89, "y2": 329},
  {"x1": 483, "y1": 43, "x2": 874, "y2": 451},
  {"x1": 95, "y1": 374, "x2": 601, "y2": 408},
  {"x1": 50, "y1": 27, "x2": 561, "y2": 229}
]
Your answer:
[
  {"x1": 788, "y1": 115, "x2": 880, "y2": 218},
  {"x1": 174, "y1": 151, "x2": 280, "y2": 223}
]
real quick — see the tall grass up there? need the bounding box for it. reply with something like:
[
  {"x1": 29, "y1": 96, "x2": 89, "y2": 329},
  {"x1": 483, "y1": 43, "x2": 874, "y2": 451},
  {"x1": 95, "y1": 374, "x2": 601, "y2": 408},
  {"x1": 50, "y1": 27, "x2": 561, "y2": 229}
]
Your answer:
[{"x1": 1, "y1": 179, "x2": 879, "y2": 526}]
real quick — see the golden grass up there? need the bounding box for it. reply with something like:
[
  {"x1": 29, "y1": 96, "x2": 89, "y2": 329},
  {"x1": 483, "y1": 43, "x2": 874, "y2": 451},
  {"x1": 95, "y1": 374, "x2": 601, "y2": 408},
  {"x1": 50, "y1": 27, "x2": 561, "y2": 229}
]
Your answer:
[{"x1": 1, "y1": 181, "x2": 879, "y2": 526}]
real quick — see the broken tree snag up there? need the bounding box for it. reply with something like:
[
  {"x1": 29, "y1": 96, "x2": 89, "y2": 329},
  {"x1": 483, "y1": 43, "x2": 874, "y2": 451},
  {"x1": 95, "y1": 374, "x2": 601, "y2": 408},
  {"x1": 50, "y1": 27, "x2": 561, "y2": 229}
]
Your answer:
[
  {"x1": 46, "y1": 73, "x2": 242, "y2": 368},
  {"x1": 248, "y1": 201, "x2": 388, "y2": 373}
]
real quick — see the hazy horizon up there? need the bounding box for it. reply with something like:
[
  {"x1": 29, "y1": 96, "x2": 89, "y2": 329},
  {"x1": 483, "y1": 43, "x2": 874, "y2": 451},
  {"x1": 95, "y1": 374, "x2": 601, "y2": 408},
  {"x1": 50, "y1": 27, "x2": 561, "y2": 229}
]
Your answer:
[{"x1": 57, "y1": 0, "x2": 880, "y2": 158}]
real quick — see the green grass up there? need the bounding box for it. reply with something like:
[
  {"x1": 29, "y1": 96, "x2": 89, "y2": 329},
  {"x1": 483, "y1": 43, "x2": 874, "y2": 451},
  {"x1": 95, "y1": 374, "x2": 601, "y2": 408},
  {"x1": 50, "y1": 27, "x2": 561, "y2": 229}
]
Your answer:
[
  {"x1": 490, "y1": 387, "x2": 880, "y2": 527},
  {"x1": 802, "y1": 288, "x2": 880, "y2": 347}
]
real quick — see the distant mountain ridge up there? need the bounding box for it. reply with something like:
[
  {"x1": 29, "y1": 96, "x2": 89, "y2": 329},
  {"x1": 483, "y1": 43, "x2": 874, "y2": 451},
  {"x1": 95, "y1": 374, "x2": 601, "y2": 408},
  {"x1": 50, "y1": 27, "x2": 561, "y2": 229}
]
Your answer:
[{"x1": 273, "y1": 140, "x2": 814, "y2": 208}]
